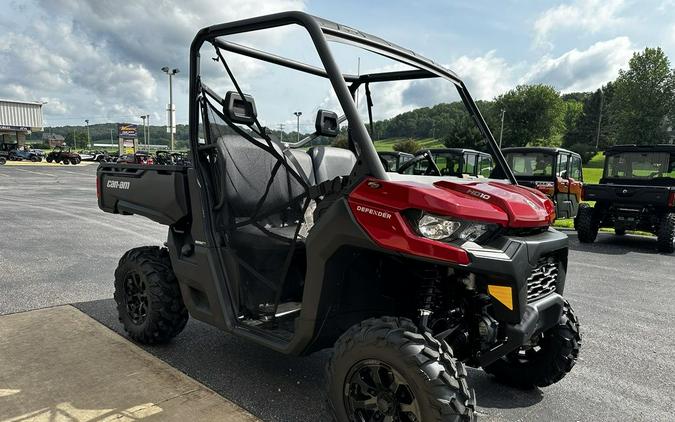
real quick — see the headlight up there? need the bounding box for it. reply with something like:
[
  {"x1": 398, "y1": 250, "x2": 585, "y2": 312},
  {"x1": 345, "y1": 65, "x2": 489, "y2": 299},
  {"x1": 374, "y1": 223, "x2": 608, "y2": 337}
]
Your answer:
[
  {"x1": 418, "y1": 215, "x2": 462, "y2": 240},
  {"x1": 409, "y1": 212, "x2": 496, "y2": 243}
]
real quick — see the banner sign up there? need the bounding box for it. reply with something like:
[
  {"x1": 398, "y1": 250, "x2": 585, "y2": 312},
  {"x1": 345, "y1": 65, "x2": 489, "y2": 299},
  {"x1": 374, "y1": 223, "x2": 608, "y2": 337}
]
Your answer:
[
  {"x1": 117, "y1": 123, "x2": 138, "y2": 139},
  {"x1": 0, "y1": 125, "x2": 30, "y2": 131}
]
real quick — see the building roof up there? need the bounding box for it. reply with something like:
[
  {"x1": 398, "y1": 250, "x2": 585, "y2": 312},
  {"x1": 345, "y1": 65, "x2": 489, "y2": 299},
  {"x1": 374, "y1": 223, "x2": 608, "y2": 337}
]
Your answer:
[{"x1": 0, "y1": 99, "x2": 44, "y2": 130}]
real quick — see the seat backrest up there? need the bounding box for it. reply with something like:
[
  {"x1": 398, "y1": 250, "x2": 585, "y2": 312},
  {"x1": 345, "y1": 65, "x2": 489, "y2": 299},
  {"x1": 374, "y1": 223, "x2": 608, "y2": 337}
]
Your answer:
[
  {"x1": 216, "y1": 135, "x2": 313, "y2": 219},
  {"x1": 307, "y1": 146, "x2": 357, "y2": 184}
]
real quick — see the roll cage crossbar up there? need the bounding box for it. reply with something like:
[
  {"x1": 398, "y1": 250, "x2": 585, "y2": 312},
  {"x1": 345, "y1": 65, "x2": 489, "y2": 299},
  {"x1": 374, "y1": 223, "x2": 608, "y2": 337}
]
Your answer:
[{"x1": 189, "y1": 11, "x2": 516, "y2": 184}]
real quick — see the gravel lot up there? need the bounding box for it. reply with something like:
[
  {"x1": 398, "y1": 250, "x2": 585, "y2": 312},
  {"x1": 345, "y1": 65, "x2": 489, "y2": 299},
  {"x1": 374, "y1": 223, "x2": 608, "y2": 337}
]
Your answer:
[{"x1": 1, "y1": 163, "x2": 673, "y2": 421}]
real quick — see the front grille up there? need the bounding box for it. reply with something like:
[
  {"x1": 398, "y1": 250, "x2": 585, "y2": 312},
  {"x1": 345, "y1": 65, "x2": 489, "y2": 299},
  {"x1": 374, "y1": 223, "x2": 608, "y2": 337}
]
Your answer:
[
  {"x1": 526, "y1": 256, "x2": 559, "y2": 302},
  {"x1": 506, "y1": 226, "x2": 548, "y2": 237}
]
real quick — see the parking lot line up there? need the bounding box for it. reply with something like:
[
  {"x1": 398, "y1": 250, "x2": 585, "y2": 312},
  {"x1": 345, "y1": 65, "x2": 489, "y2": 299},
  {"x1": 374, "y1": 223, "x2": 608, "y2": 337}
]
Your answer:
[{"x1": 0, "y1": 305, "x2": 259, "y2": 422}]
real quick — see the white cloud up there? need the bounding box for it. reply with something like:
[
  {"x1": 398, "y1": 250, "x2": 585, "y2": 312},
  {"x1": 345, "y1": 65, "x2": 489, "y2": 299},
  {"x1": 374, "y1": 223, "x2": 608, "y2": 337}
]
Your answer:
[
  {"x1": 523, "y1": 37, "x2": 634, "y2": 92},
  {"x1": 0, "y1": 0, "x2": 307, "y2": 125},
  {"x1": 534, "y1": 0, "x2": 626, "y2": 47},
  {"x1": 449, "y1": 51, "x2": 516, "y2": 99}
]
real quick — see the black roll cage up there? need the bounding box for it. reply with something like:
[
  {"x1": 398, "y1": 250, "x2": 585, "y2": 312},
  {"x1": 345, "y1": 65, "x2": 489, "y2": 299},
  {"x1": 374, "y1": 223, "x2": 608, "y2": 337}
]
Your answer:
[{"x1": 188, "y1": 11, "x2": 515, "y2": 185}]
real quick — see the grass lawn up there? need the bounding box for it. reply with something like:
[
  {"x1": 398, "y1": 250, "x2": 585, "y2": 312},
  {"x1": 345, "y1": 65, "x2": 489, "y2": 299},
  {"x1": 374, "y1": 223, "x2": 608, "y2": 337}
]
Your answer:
[{"x1": 373, "y1": 138, "x2": 443, "y2": 152}]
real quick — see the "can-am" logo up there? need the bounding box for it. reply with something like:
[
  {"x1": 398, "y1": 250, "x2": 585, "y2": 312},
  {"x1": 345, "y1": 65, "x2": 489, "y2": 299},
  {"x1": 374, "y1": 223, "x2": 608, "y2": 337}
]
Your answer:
[
  {"x1": 356, "y1": 205, "x2": 392, "y2": 219},
  {"x1": 106, "y1": 180, "x2": 131, "y2": 190},
  {"x1": 466, "y1": 189, "x2": 491, "y2": 200}
]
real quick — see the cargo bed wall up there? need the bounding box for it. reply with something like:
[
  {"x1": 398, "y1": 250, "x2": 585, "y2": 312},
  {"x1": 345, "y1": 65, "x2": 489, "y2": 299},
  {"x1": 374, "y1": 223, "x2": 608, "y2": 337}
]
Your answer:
[{"x1": 97, "y1": 164, "x2": 190, "y2": 225}]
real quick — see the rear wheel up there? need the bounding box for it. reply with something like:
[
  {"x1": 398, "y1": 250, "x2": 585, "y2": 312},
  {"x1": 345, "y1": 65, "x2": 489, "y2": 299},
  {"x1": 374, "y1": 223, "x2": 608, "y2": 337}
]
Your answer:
[
  {"x1": 46, "y1": 157, "x2": 53, "y2": 163},
  {"x1": 70, "y1": 158, "x2": 78, "y2": 165},
  {"x1": 575, "y1": 203, "x2": 598, "y2": 243},
  {"x1": 327, "y1": 317, "x2": 476, "y2": 422},
  {"x1": 0, "y1": 157, "x2": 6, "y2": 165},
  {"x1": 62, "y1": 158, "x2": 69, "y2": 165},
  {"x1": 656, "y1": 213, "x2": 675, "y2": 254},
  {"x1": 113, "y1": 246, "x2": 188, "y2": 344},
  {"x1": 483, "y1": 300, "x2": 581, "y2": 389},
  {"x1": 30, "y1": 155, "x2": 39, "y2": 162}
]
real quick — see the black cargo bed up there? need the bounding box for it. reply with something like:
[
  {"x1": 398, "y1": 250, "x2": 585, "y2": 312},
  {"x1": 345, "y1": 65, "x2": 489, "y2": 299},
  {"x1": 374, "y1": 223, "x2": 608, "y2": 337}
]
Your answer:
[{"x1": 97, "y1": 163, "x2": 190, "y2": 225}]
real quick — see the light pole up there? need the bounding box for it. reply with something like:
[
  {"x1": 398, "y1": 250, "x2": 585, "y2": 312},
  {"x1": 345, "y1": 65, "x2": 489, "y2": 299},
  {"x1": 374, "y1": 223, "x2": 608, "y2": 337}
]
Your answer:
[
  {"x1": 140, "y1": 115, "x2": 148, "y2": 146},
  {"x1": 85, "y1": 119, "x2": 90, "y2": 148},
  {"x1": 146, "y1": 114, "x2": 150, "y2": 146},
  {"x1": 595, "y1": 87, "x2": 604, "y2": 150},
  {"x1": 162, "y1": 67, "x2": 179, "y2": 150},
  {"x1": 499, "y1": 109, "x2": 506, "y2": 149},
  {"x1": 293, "y1": 111, "x2": 302, "y2": 143}
]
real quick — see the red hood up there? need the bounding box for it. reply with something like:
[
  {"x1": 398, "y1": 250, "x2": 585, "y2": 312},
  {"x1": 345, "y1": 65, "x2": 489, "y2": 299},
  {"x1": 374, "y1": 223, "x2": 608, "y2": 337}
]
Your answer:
[
  {"x1": 434, "y1": 180, "x2": 555, "y2": 227},
  {"x1": 349, "y1": 178, "x2": 554, "y2": 228}
]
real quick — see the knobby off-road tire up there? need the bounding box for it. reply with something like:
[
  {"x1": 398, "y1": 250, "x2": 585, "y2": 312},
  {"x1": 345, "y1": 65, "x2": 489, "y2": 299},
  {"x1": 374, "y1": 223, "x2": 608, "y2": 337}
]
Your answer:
[
  {"x1": 114, "y1": 246, "x2": 188, "y2": 344},
  {"x1": 46, "y1": 157, "x2": 53, "y2": 163},
  {"x1": 327, "y1": 317, "x2": 476, "y2": 422},
  {"x1": 575, "y1": 203, "x2": 598, "y2": 243},
  {"x1": 0, "y1": 157, "x2": 5, "y2": 165},
  {"x1": 483, "y1": 300, "x2": 581, "y2": 389},
  {"x1": 656, "y1": 213, "x2": 675, "y2": 253}
]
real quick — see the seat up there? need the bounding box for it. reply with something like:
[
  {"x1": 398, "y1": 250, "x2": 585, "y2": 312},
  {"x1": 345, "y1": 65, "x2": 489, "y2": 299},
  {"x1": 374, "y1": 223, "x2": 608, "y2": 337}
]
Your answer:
[
  {"x1": 307, "y1": 146, "x2": 357, "y2": 184},
  {"x1": 216, "y1": 135, "x2": 312, "y2": 244}
]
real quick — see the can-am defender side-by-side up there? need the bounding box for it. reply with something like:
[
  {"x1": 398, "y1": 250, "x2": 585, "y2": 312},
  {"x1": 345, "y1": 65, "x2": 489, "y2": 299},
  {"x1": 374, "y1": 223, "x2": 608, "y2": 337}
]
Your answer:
[
  {"x1": 576, "y1": 144, "x2": 675, "y2": 253},
  {"x1": 97, "y1": 13, "x2": 581, "y2": 421},
  {"x1": 503, "y1": 147, "x2": 584, "y2": 220}
]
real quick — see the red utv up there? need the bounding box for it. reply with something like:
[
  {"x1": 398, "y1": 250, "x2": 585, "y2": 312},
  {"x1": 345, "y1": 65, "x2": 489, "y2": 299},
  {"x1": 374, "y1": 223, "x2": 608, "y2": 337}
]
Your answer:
[{"x1": 97, "y1": 12, "x2": 581, "y2": 421}]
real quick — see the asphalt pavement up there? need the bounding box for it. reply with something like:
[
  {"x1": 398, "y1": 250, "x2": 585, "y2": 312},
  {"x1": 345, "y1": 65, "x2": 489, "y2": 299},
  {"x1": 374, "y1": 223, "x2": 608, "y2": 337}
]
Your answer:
[{"x1": 1, "y1": 163, "x2": 673, "y2": 421}]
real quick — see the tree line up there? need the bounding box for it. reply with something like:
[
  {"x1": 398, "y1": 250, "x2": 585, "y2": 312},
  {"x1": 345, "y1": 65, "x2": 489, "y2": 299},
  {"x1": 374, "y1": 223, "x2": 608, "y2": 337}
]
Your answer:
[{"x1": 372, "y1": 47, "x2": 675, "y2": 162}]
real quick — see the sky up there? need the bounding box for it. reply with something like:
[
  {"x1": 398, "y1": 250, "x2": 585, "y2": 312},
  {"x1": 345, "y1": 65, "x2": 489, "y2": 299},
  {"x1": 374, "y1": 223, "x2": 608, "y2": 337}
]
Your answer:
[{"x1": 1, "y1": 0, "x2": 674, "y2": 131}]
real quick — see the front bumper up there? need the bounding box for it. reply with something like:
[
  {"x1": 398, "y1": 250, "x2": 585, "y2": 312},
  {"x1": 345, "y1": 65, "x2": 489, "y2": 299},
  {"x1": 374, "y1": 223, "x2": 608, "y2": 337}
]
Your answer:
[
  {"x1": 478, "y1": 293, "x2": 564, "y2": 366},
  {"x1": 459, "y1": 228, "x2": 568, "y2": 366}
]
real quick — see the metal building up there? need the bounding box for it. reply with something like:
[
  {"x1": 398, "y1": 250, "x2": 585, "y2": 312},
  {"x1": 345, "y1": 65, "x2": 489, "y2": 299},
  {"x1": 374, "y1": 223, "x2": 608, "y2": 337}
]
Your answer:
[{"x1": 0, "y1": 99, "x2": 44, "y2": 145}]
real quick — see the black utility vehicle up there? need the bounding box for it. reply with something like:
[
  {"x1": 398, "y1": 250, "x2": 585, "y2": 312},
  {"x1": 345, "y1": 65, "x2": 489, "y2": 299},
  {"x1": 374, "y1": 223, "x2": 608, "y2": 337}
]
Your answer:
[
  {"x1": 378, "y1": 151, "x2": 414, "y2": 172},
  {"x1": 400, "y1": 148, "x2": 493, "y2": 178},
  {"x1": 97, "y1": 13, "x2": 581, "y2": 421},
  {"x1": 503, "y1": 147, "x2": 584, "y2": 219},
  {"x1": 576, "y1": 144, "x2": 675, "y2": 252}
]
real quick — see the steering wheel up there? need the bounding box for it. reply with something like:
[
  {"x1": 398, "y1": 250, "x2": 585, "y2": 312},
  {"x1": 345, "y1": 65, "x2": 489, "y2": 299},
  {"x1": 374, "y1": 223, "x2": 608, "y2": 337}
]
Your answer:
[{"x1": 397, "y1": 151, "x2": 441, "y2": 176}]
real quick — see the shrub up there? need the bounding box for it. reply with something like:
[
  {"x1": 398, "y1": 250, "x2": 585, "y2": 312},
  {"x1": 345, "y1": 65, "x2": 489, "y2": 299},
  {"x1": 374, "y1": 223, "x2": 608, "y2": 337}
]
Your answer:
[
  {"x1": 568, "y1": 143, "x2": 597, "y2": 164},
  {"x1": 393, "y1": 138, "x2": 421, "y2": 154}
]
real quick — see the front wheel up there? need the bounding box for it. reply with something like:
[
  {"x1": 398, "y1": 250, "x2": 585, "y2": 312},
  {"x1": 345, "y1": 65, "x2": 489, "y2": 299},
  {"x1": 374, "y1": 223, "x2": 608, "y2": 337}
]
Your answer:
[
  {"x1": 113, "y1": 246, "x2": 188, "y2": 344},
  {"x1": 656, "y1": 213, "x2": 675, "y2": 254},
  {"x1": 575, "y1": 203, "x2": 598, "y2": 243},
  {"x1": 327, "y1": 317, "x2": 476, "y2": 422},
  {"x1": 70, "y1": 158, "x2": 79, "y2": 165},
  {"x1": 30, "y1": 155, "x2": 39, "y2": 162},
  {"x1": 483, "y1": 300, "x2": 581, "y2": 389},
  {"x1": 62, "y1": 158, "x2": 69, "y2": 165},
  {"x1": 46, "y1": 157, "x2": 53, "y2": 163},
  {"x1": 0, "y1": 157, "x2": 6, "y2": 165}
]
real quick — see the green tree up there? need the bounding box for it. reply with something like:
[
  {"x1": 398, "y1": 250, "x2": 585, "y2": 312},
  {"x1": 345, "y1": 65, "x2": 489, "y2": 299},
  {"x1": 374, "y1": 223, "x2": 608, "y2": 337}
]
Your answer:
[
  {"x1": 610, "y1": 47, "x2": 675, "y2": 145},
  {"x1": 494, "y1": 84, "x2": 566, "y2": 147}
]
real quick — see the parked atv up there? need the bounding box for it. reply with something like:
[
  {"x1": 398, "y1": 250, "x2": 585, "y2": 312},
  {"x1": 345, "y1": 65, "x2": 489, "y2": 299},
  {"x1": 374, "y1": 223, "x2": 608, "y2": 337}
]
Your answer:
[
  {"x1": 97, "y1": 13, "x2": 581, "y2": 421},
  {"x1": 399, "y1": 148, "x2": 494, "y2": 178},
  {"x1": 0, "y1": 143, "x2": 12, "y2": 164},
  {"x1": 9, "y1": 148, "x2": 42, "y2": 162},
  {"x1": 503, "y1": 147, "x2": 584, "y2": 219},
  {"x1": 79, "y1": 150, "x2": 110, "y2": 162},
  {"x1": 576, "y1": 144, "x2": 675, "y2": 253},
  {"x1": 46, "y1": 146, "x2": 81, "y2": 165}
]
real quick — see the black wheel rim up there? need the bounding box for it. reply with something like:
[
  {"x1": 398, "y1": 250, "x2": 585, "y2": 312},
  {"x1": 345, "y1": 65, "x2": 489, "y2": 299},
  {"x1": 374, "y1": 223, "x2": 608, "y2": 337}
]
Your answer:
[
  {"x1": 345, "y1": 359, "x2": 421, "y2": 422},
  {"x1": 124, "y1": 272, "x2": 148, "y2": 325}
]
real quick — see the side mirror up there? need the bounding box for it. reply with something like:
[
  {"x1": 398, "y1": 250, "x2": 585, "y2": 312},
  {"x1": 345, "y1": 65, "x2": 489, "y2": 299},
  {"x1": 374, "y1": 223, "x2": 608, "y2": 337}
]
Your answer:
[
  {"x1": 315, "y1": 110, "x2": 339, "y2": 137},
  {"x1": 224, "y1": 91, "x2": 257, "y2": 125}
]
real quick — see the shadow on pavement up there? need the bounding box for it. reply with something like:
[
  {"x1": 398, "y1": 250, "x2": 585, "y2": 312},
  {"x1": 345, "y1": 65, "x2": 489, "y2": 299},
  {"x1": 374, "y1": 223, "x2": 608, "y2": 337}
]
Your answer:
[
  {"x1": 565, "y1": 231, "x2": 664, "y2": 256},
  {"x1": 76, "y1": 299, "x2": 546, "y2": 421}
]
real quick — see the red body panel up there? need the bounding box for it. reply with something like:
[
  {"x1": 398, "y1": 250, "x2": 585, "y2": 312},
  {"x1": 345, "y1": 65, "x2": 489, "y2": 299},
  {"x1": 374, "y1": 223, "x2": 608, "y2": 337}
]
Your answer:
[{"x1": 347, "y1": 178, "x2": 555, "y2": 264}]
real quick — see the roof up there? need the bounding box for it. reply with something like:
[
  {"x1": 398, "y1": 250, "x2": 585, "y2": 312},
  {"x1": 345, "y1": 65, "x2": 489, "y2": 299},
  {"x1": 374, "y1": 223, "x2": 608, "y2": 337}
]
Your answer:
[
  {"x1": 604, "y1": 144, "x2": 675, "y2": 155},
  {"x1": 0, "y1": 99, "x2": 44, "y2": 130},
  {"x1": 502, "y1": 147, "x2": 580, "y2": 157},
  {"x1": 418, "y1": 148, "x2": 490, "y2": 156}
]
